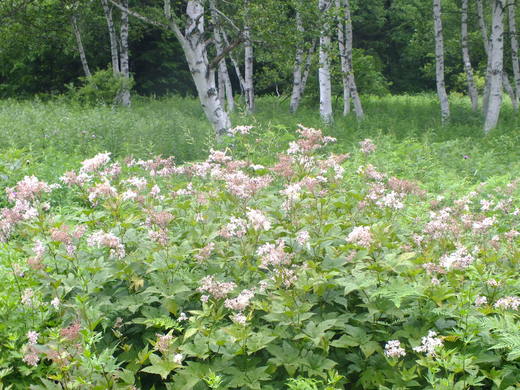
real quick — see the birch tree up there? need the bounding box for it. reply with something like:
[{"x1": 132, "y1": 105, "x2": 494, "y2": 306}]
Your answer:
[
  {"x1": 118, "y1": 0, "x2": 130, "y2": 106},
  {"x1": 290, "y1": 10, "x2": 306, "y2": 113},
  {"x1": 508, "y1": 0, "x2": 520, "y2": 104},
  {"x1": 70, "y1": 7, "x2": 91, "y2": 78},
  {"x1": 318, "y1": 0, "x2": 333, "y2": 124},
  {"x1": 433, "y1": 0, "x2": 450, "y2": 123},
  {"x1": 484, "y1": 0, "x2": 505, "y2": 133},
  {"x1": 243, "y1": 0, "x2": 254, "y2": 113},
  {"x1": 111, "y1": 0, "x2": 232, "y2": 135},
  {"x1": 460, "y1": 0, "x2": 478, "y2": 111},
  {"x1": 337, "y1": 0, "x2": 363, "y2": 118},
  {"x1": 210, "y1": 0, "x2": 234, "y2": 112},
  {"x1": 101, "y1": 0, "x2": 131, "y2": 106},
  {"x1": 478, "y1": 0, "x2": 517, "y2": 111}
]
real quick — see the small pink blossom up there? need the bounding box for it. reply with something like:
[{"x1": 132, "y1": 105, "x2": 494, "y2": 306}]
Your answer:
[
  {"x1": 359, "y1": 139, "x2": 376, "y2": 154},
  {"x1": 27, "y1": 331, "x2": 39, "y2": 344},
  {"x1": 224, "y1": 289, "x2": 254, "y2": 311},
  {"x1": 155, "y1": 334, "x2": 173, "y2": 353},
  {"x1": 296, "y1": 230, "x2": 310, "y2": 246},
  {"x1": 246, "y1": 208, "x2": 271, "y2": 231},
  {"x1": 87, "y1": 231, "x2": 125, "y2": 258},
  {"x1": 474, "y1": 295, "x2": 488, "y2": 306},
  {"x1": 80, "y1": 152, "x2": 111, "y2": 173},
  {"x1": 494, "y1": 296, "x2": 520, "y2": 310},
  {"x1": 198, "y1": 276, "x2": 236, "y2": 299},
  {"x1": 384, "y1": 340, "x2": 406, "y2": 358},
  {"x1": 346, "y1": 226, "x2": 373, "y2": 248}
]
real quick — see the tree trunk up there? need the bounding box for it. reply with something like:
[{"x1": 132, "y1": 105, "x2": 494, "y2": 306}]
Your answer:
[
  {"x1": 479, "y1": 0, "x2": 517, "y2": 111},
  {"x1": 118, "y1": 0, "x2": 131, "y2": 106},
  {"x1": 243, "y1": 0, "x2": 254, "y2": 113},
  {"x1": 70, "y1": 12, "x2": 91, "y2": 78},
  {"x1": 336, "y1": 0, "x2": 350, "y2": 116},
  {"x1": 300, "y1": 41, "x2": 316, "y2": 101},
  {"x1": 290, "y1": 10, "x2": 305, "y2": 113},
  {"x1": 182, "y1": 1, "x2": 231, "y2": 135},
  {"x1": 508, "y1": 0, "x2": 520, "y2": 104},
  {"x1": 461, "y1": 0, "x2": 479, "y2": 111},
  {"x1": 101, "y1": 0, "x2": 120, "y2": 74},
  {"x1": 318, "y1": 0, "x2": 333, "y2": 123},
  {"x1": 433, "y1": 0, "x2": 450, "y2": 123},
  {"x1": 484, "y1": 0, "x2": 505, "y2": 133},
  {"x1": 210, "y1": 0, "x2": 234, "y2": 112},
  {"x1": 342, "y1": 0, "x2": 363, "y2": 118},
  {"x1": 221, "y1": 28, "x2": 245, "y2": 95}
]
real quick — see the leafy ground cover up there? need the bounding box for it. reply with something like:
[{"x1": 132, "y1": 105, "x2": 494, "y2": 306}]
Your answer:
[{"x1": 0, "y1": 96, "x2": 519, "y2": 389}]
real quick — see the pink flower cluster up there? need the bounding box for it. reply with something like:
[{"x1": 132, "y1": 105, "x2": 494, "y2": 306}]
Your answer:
[
  {"x1": 87, "y1": 230, "x2": 125, "y2": 258},
  {"x1": 257, "y1": 240, "x2": 293, "y2": 268},
  {"x1": 198, "y1": 275, "x2": 236, "y2": 299},
  {"x1": 246, "y1": 208, "x2": 271, "y2": 231},
  {"x1": 224, "y1": 289, "x2": 254, "y2": 311},
  {"x1": 23, "y1": 330, "x2": 40, "y2": 366},
  {"x1": 359, "y1": 138, "x2": 376, "y2": 154},
  {"x1": 439, "y1": 247, "x2": 474, "y2": 270},
  {"x1": 384, "y1": 340, "x2": 406, "y2": 358},
  {"x1": 346, "y1": 226, "x2": 373, "y2": 248},
  {"x1": 494, "y1": 296, "x2": 520, "y2": 310}
]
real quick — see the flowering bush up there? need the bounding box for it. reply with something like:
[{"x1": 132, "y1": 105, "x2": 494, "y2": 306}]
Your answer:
[{"x1": 0, "y1": 124, "x2": 519, "y2": 389}]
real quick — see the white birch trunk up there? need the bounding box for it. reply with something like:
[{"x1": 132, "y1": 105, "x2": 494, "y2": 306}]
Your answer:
[
  {"x1": 290, "y1": 10, "x2": 305, "y2": 113},
  {"x1": 508, "y1": 0, "x2": 520, "y2": 104},
  {"x1": 221, "y1": 28, "x2": 246, "y2": 95},
  {"x1": 461, "y1": 0, "x2": 479, "y2": 111},
  {"x1": 182, "y1": 1, "x2": 231, "y2": 135},
  {"x1": 300, "y1": 41, "x2": 316, "y2": 100},
  {"x1": 210, "y1": 0, "x2": 234, "y2": 112},
  {"x1": 101, "y1": 0, "x2": 120, "y2": 74},
  {"x1": 336, "y1": 0, "x2": 350, "y2": 116},
  {"x1": 343, "y1": 0, "x2": 363, "y2": 118},
  {"x1": 71, "y1": 13, "x2": 91, "y2": 78},
  {"x1": 318, "y1": 0, "x2": 333, "y2": 123},
  {"x1": 119, "y1": 0, "x2": 131, "y2": 106},
  {"x1": 243, "y1": 0, "x2": 254, "y2": 114},
  {"x1": 479, "y1": 0, "x2": 517, "y2": 111},
  {"x1": 433, "y1": 0, "x2": 450, "y2": 123},
  {"x1": 485, "y1": 0, "x2": 505, "y2": 133}
]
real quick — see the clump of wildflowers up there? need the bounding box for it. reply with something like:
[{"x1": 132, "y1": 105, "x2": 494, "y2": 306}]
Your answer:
[
  {"x1": 439, "y1": 247, "x2": 474, "y2": 270},
  {"x1": 246, "y1": 208, "x2": 271, "y2": 231},
  {"x1": 384, "y1": 340, "x2": 406, "y2": 358},
  {"x1": 224, "y1": 289, "x2": 255, "y2": 312},
  {"x1": 198, "y1": 276, "x2": 236, "y2": 299},
  {"x1": 346, "y1": 226, "x2": 373, "y2": 248},
  {"x1": 413, "y1": 330, "x2": 443, "y2": 357},
  {"x1": 257, "y1": 240, "x2": 293, "y2": 268},
  {"x1": 87, "y1": 230, "x2": 125, "y2": 259},
  {"x1": 359, "y1": 138, "x2": 376, "y2": 154},
  {"x1": 494, "y1": 296, "x2": 520, "y2": 310}
]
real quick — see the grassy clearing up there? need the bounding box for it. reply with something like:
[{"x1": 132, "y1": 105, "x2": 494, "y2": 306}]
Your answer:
[{"x1": 0, "y1": 94, "x2": 518, "y2": 195}]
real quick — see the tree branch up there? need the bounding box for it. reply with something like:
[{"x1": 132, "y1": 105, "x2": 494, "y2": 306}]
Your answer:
[
  {"x1": 209, "y1": 34, "x2": 244, "y2": 69},
  {"x1": 109, "y1": 0, "x2": 168, "y2": 29}
]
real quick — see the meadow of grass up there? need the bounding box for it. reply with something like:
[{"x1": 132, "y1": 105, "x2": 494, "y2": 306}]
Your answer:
[
  {"x1": 0, "y1": 94, "x2": 519, "y2": 389},
  {"x1": 0, "y1": 94, "x2": 518, "y2": 193}
]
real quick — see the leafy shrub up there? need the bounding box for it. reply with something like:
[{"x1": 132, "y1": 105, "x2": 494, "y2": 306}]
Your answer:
[
  {"x1": 67, "y1": 68, "x2": 134, "y2": 106},
  {"x1": 0, "y1": 122, "x2": 520, "y2": 389}
]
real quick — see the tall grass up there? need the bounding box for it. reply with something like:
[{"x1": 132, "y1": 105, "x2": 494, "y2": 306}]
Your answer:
[{"x1": 0, "y1": 93, "x2": 518, "y2": 194}]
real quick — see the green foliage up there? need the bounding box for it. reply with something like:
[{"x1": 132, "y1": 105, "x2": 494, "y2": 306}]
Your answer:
[
  {"x1": 67, "y1": 68, "x2": 134, "y2": 106},
  {"x1": 0, "y1": 95, "x2": 519, "y2": 389}
]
